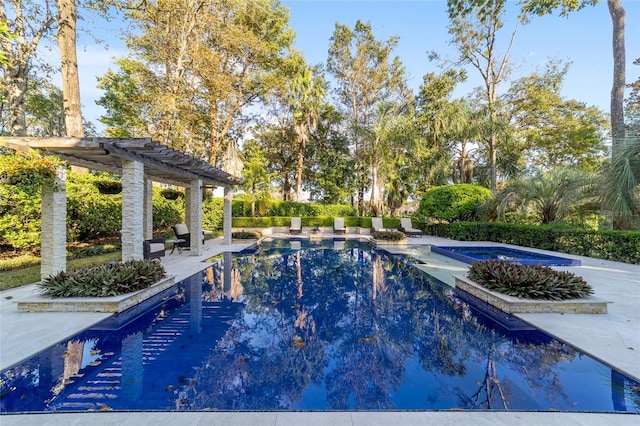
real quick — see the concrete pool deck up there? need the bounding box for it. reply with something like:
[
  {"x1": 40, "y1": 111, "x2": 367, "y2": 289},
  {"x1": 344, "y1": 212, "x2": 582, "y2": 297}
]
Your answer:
[{"x1": 1, "y1": 235, "x2": 639, "y2": 425}]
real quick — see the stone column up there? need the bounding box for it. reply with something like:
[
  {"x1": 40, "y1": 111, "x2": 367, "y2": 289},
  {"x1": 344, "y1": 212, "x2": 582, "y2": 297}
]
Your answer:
[
  {"x1": 41, "y1": 166, "x2": 67, "y2": 280},
  {"x1": 188, "y1": 179, "x2": 202, "y2": 256},
  {"x1": 184, "y1": 187, "x2": 191, "y2": 229},
  {"x1": 223, "y1": 185, "x2": 232, "y2": 245},
  {"x1": 121, "y1": 160, "x2": 145, "y2": 260},
  {"x1": 143, "y1": 179, "x2": 153, "y2": 240}
]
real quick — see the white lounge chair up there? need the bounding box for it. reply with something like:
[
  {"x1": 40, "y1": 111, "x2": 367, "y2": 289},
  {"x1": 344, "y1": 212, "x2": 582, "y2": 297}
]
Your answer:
[
  {"x1": 334, "y1": 217, "x2": 346, "y2": 235},
  {"x1": 371, "y1": 217, "x2": 385, "y2": 233},
  {"x1": 400, "y1": 218, "x2": 423, "y2": 237},
  {"x1": 289, "y1": 217, "x2": 302, "y2": 235}
]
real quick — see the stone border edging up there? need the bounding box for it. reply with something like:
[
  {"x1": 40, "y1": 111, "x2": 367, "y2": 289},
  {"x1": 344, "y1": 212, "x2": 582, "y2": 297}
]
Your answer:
[
  {"x1": 454, "y1": 275, "x2": 609, "y2": 314},
  {"x1": 16, "y1": 276, "x2": 176, "y2": 313}
]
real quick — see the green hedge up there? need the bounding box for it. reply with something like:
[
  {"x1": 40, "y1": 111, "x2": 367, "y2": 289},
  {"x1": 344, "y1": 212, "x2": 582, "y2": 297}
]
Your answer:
[
  {"x1": 426, "y1": 222, "x2": 640, "y2": 264},
  {"x1": 232, "y1": 216, "x2": 401, "y2": 229},
  {"x1": 232, "y1": 199, "x2": 357, "y2": 218}
]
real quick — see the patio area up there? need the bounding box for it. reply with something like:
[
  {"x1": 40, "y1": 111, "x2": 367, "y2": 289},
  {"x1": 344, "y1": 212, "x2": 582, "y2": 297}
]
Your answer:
[{"x1": 1, "y1": 233, "x2": 639, "y2": 424}]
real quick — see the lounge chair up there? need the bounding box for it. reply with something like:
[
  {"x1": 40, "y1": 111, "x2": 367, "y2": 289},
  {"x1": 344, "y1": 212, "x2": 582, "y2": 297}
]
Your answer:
[
  {"x1": 371, "y1": 217, "x2": 385, "y2": 234},
  {"x1": 143, "y1": 238, "x2": 166, "y2": 260},
  {"x1": 333, "y1": 217, "x2": 346, "y2": 235},
  {"x1": 289, "y1": 217, "x2": 302, "y2": 235},
  {"x1": 400, "y1": 218, "x2": 423, "y2": 237},
  {"x1": 172, "y1": 223, "x2": 207, "y2": 250}
]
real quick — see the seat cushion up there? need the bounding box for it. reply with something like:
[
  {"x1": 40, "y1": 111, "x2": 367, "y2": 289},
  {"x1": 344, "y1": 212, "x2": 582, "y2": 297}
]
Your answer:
[
  {"x1": 174, "y1": 224, "x2": 189, "y2": 235},
  {"x1": 149, "y1": 243, "x2": 165, "y2": 253}
]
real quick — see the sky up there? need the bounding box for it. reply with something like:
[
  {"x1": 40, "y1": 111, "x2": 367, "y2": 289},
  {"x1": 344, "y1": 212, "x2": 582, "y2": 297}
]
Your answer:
[{"x1": 71, "y1": 0, "x2": 640, "y2": 134}]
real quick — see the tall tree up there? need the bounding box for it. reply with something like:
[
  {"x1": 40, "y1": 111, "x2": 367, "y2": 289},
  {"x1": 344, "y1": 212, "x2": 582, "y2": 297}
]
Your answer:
[
  {"x1": 521, "y1": 0, "x2": 628, "y2": 227},
  {"x1": 1, "y1": 1, "x2": 57, "y2": 135},
  {"x1": 415, "y1": 69, "x2": 470, "y2": 187},
  {"x1": 240, "y1": 138, "x2": 277, "y2": 217},
  {"x1": 25, "y1": 74, "x2": 66, "y2": 137},
  {"x1": 445, "y1": 0, "x2": 519, "y2": 194},
  {"x1": 119, "y1": 0, "x2": 295, "y2": 165},
  {"x1": 286, "y1": 55, "x2": 326, "y2": 201},
  {"x1": 327, "y1": 20, "x2": 410, "y2": 215},
  {"x1": 607, "y1": 0, "x2": 626, "y2": 157},
  {"x1": 520, "y1": 0, "x2": 624, "y2": 156},
  {"x1": 57, "y1": 0, "x2": 83, "y2": 137},
  {"x1": 505, "y1": 60, "x2": 608, "y2": 171}
]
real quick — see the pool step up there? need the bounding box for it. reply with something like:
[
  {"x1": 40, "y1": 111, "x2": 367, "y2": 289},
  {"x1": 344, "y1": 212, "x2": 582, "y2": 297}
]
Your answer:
[{"x1": 49, "y1": 301, "x2": 243, "y2": 411}]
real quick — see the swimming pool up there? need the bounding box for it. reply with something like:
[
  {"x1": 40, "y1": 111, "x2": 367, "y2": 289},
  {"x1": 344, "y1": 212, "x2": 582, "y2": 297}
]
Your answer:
[
  {"x1": 1, "y1": 239, "x2": 637, "y2": 413},
  {"x1": 431, "y1": 245, "x2": 582, "y2": 266}
]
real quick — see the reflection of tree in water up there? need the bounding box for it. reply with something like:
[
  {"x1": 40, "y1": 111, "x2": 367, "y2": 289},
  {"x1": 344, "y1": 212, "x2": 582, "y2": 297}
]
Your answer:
[
  {"x1": 177, "y1": 242, "x2": 603, "y2": 410},
  {"x1": 448, "y1": 321, "x2": 578, "y2": 409}
]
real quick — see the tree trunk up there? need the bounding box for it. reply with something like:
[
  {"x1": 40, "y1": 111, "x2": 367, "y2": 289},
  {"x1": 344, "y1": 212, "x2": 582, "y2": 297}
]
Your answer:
[
  {"x1": 7, "y1": 66, "x2": 28, "y2": 136},
  {"x1": 608, "y1": 0, "x2": 625, "y2": 158},
  {"x1": 294, "y1": 123, "x2": 307, "y2": 202},
  {"x1": 57, "y1": 0, "x2": 84, "y2": 137},
  {"x1": 1, "y1": 2, "x2": 56, "y2": 136},
  {"x1": 369, "y1": 146, "x2": 383, "y2": 216},
  {"x1": 608, "y1": 0, "x2": 626, "y2": 230}
]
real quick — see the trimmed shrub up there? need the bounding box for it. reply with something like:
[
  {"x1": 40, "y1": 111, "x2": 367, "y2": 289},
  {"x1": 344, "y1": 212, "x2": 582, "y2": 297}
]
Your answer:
[
  {"x1": 38, "y1": 259, "x2": 166, "y2": 298},
  {"x1": 372, "y1": 230, "x2": 406, "y2": 241},
  {"x1": 232, "y1": 230, "x2": 261, "y2": 239},
  {"x1": 416, "y1": 184, "x2": 493, "y2": 222},
  {"x1": 467, "y1": 260, "x2": 593, "y2": 300},
  {"x1": 427, "y1": 221, "x2": 640, "y2": 265}
]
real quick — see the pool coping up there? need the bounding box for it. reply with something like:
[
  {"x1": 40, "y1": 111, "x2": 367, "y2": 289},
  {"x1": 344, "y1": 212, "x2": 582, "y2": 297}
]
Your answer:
[
  {"x1": 15, "y1": 276, "x2": 176, "y2": 313},
  {"x1": 454, "y1": 275, "x2": 610, "y2": 314}
]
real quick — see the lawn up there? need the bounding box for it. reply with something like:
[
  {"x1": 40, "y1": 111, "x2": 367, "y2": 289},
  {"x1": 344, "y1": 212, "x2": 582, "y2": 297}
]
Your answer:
[{"x1": 0, "y1": 252, "x2": 122, "y2": 291}]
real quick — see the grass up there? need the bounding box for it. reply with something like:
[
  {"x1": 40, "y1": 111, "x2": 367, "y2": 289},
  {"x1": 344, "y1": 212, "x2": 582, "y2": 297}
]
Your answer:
[{"x1": 0, "y1": 251, "x2": 122, "y2": 291}]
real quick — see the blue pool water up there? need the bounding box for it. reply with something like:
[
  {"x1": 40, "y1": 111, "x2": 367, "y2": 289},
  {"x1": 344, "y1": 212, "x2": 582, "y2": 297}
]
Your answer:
[
  {"x1": 1, "y1": 239, "x2": 637, "y2": 413},
  {"x1": 431, "y1": 246, "x2": 582, "y2": 266}
]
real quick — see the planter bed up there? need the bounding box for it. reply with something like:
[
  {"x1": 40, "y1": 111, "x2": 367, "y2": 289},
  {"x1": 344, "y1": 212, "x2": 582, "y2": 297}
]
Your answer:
[
  {"x1": 454, "y1": 275, "x2": 609, "y2": 314},
  {"x1": 17, "y1": 276, "x2": 176, "y2": 313}
]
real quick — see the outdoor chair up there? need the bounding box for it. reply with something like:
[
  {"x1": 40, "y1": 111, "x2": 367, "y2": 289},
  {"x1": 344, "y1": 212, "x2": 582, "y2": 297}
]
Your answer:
[
  {"x1": 333, "y1": 217, "x2": 346, "y2": 235},
  {"x1": 399, "y1": 218, "x2": 423, "y2": 237},
  {"x1": 172, "y1": 224, "x2": 207, "y2": 250},
  {"x1": 371, "y1": 217, "x2": 385, "y2": 234},
  {"x1": 289, "y1": 217, "x2": 302, "y2": 235},
  {"x1": 143, "y1": 238, "x2": 166, "y2": 260}
]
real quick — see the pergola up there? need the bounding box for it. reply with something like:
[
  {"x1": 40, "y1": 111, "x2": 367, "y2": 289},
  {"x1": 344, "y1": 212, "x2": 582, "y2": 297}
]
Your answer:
[{"x1": 0, "y1": 137, "x2": 244, "y2": 280}]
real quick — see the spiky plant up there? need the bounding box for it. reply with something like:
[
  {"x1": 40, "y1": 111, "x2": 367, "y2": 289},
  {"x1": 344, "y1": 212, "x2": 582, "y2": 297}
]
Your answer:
[
  {"x1": 39, "y1": 259, "x2": 166, "y2": 298},
  {"x1": 467, "y1": 260, "x2": 593, "y2": 300},
  {"x1": 600, "y1": 138, "x2": 640, "y2": 230},
  {"x1": 493, "y1": 168, "x2": 600, "y2": 225}
]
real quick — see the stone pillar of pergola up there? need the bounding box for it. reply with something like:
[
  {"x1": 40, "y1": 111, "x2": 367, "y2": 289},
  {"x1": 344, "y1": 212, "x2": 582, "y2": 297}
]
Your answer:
[
  {"x1": 121, "y1": 160, "x2": 145, "y2": 261},
  {"x1": 184, "y1": 187, "x2": 192, "y2": 230},
  {"x1": 40, "y1": 166, "x2": 67, "y2": 281},
  {"x1": 188, "y1": 179, "x2": 203, "y2": 256},
  {"x1": 223, "y1": 185, "x2": 232, "y2": 245},
  {"x1": 143, "y1": 179, "x2": 153, "y2": 240}
]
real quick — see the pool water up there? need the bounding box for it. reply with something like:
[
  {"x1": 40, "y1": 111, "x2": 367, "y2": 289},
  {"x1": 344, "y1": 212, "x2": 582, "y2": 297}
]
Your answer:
[
  {"x1": 431, "y1": 245, "x2": 582, "y2": 266},
  {"x1": 1, "y1": 239, "x2": 637, "y2": 413}
]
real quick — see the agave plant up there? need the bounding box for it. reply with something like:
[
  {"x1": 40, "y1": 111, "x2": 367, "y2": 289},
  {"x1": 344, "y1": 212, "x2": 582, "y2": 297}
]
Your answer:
[{"x1": 467, "y1": 259, "x2": 593, "y2": 300}]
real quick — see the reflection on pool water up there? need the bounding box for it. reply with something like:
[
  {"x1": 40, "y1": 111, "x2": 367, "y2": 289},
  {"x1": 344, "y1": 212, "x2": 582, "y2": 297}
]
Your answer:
[{"x1": 1, "y1": 239, "x2": 637, "y2": 413}]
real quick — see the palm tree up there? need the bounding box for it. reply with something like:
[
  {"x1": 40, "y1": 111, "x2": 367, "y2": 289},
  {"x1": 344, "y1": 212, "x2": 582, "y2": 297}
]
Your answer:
[
  {"x1": 494, "y1": 168, "x2": 598, "y2": 224},
  {"x1": 289, "y1": 62, "x2": 325, "y2": 202},
  {"x1": 600, "y1": 138, "x2": 640, "y2": 229}
]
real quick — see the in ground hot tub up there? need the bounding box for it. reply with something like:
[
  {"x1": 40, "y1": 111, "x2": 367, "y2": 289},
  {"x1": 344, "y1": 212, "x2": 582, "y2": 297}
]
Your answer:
[{"x1": 431, "y1": 245, "x2": 581, "y2": 266}]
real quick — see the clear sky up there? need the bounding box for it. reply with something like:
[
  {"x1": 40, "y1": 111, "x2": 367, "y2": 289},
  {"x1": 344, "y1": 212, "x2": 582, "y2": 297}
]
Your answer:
[{"x1": 73, "y1": 0, "x2": 640, "y2": 133}]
